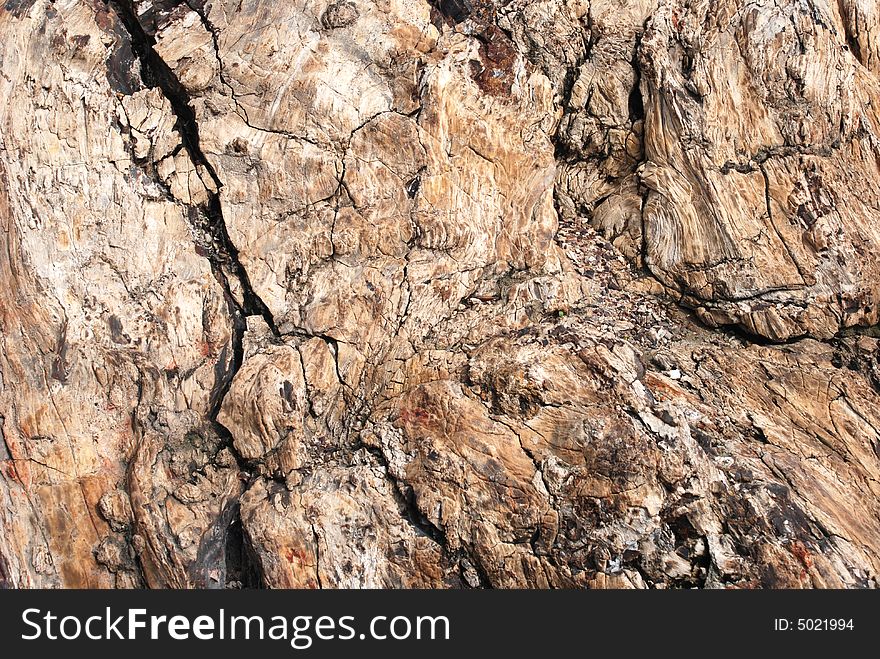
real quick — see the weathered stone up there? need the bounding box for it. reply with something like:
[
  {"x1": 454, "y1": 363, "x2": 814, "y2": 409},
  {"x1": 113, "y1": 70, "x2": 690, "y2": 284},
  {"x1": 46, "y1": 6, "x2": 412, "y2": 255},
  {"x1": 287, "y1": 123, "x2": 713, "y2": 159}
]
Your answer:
[{"x1": 1, "y1": 0, "x2": 879, "y2": 589}]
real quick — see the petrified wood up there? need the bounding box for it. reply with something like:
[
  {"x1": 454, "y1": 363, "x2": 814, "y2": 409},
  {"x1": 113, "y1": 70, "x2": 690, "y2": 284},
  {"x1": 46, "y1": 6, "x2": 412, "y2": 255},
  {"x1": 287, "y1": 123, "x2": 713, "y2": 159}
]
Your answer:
[{"x1": 1, "y1": 0, "x2": 878, "y2": 589}]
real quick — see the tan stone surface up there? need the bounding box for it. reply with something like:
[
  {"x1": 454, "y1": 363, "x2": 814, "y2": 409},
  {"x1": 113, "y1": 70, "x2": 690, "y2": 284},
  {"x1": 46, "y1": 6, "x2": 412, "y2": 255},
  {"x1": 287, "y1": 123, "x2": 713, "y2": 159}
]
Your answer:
[{"x1": 1, "y1": 0, "x2": 878, "y2": 588}]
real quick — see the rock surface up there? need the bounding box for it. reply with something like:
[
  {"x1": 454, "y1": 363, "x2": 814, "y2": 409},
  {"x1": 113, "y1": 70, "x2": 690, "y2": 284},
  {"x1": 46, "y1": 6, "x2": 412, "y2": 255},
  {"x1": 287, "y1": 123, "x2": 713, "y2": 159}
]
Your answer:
[{"x1": 0, "y1": 0, "x2": 879, "y2": 588}]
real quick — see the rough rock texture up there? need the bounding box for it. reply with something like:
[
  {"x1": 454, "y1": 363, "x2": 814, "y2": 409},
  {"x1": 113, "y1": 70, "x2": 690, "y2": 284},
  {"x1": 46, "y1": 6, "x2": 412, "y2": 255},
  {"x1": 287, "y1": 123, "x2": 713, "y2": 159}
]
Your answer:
[{"x1": 0, "y1": 0, "x2": 879, "y2": 588}]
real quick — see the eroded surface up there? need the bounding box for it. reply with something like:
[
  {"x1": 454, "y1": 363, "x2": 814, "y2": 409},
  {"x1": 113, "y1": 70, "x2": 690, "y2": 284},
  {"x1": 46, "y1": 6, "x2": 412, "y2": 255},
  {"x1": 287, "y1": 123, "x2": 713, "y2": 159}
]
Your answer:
[{"x1": 0, "y1": 0, "x2": 879, "y2": 588}]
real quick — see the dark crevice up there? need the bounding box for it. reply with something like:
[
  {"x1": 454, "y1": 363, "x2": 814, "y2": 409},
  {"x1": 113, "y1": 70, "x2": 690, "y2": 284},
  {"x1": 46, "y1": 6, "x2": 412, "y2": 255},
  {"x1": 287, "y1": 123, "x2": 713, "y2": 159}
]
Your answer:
[
  {"x1": 206, "y1": 298, "x2": 265, "y2": 588},
  {"x1": 0, "y1": 417, "x2": 11, "y2": 463},
  {"x1": 106, "y1": 0, "x2": 274, "y2": 588},
  {"x1": 359, "y1": 443, "x2": 494, "y2": 589},
  {"x1": 628, "y1": 83, "x2": 645, "y2": 123},
  {"x1": 360, "y1": 445, "x2": 445, "y2": 544},
  {"x1": 715, "y1": 320, "x2": 810, "y2": 347},
  {"x1": 224, "y1": 513, "x2": 264, "y2": 589},
  {"x1": 0, "y1": 548, "x2": 10, "y2": 589},
  {"x1": 311, "y1": 524, "x2": 324, "y2": 589},
  {"x1": 836, "y1": 0, "x2": 865, "y2": 66},
  {"x1": 686, "y1": 299, "x2": 880, "y2": 348},
  {"x1": 628, "y1": 40, "x2": 645, "y2": 122},
  {"x1": 105, "y1": 0, "x2": 278, "y2": 335},
  {"x1": 106, "y1": 0, "x2": 273, "y2": 428},
  {"x1": 427, "y1": 0, "x2": 474, "y2": 25},
  {"x1": 106, "y1": 1, "x2": 217, "y2": 186}
]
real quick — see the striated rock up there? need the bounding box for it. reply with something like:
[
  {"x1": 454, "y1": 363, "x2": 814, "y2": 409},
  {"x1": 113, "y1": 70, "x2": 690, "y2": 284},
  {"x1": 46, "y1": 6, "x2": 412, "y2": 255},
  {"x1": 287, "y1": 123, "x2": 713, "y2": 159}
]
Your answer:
[
  {"x1": 0, "y1": 0, "x2": 879, "y2": 589},
  {"x1": 635, "y1": 1, "x2": 880, "y2": 341}
]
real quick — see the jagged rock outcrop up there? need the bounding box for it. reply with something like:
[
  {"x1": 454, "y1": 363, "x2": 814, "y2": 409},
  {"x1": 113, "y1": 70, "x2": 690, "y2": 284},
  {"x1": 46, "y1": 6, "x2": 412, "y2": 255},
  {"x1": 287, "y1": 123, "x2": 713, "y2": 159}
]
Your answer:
[{"x1": 0, "y1": 0, "x2": 878, "y2": 589}]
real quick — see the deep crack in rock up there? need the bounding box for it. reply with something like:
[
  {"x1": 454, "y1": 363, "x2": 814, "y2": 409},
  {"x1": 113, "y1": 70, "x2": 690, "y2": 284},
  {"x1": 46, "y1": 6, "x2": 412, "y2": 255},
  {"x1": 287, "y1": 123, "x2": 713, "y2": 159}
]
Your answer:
[{"x1": 105, "y1": 0, "x2": 278, "y2": 588}]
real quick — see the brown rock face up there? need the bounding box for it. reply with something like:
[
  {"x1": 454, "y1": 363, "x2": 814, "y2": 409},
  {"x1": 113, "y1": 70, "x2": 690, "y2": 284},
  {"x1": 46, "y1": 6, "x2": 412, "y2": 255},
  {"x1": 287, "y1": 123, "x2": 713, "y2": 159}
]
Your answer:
[{"x1": 0, "y1": 0, "x2": 878, "y2": 588}]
